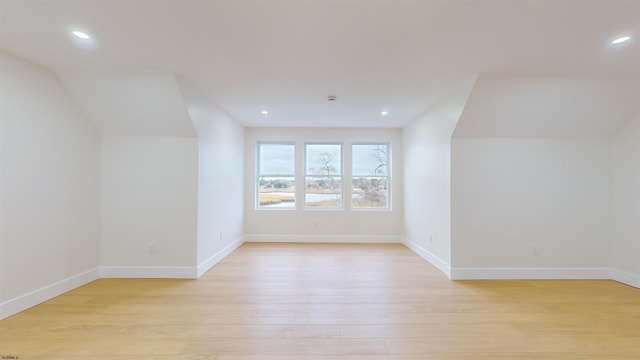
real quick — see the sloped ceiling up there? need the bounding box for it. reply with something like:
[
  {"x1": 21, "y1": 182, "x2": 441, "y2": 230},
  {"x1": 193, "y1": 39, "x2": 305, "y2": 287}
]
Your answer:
[
  {"x1": 1, "y1": 0, "x2": 639, "y2": 135},
  {"x1": 57, "y1": 71, "x2": 195, "y2": 137},
  {"x1": 174, "y1": 75, "x2": 236, "y2": 138},
  {"x1": 454, "y1": 74, "x2": 640, "y2": 138}
]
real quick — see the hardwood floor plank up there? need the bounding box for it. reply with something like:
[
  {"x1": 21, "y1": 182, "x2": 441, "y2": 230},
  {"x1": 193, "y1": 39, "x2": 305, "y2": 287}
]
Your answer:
[
  {"x1": 182, "y1": 338, "x2": 389, "y2": 356},
  {"x1": 1, "y1": 243, "x2": 638, "y2": 359}
]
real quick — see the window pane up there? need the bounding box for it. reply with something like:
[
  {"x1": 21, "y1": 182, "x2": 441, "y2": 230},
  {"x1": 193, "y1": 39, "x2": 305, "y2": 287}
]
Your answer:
[
  {"x1": 258, "y1": 143, "x2": 295, "y2": 209},
  {"x1": 352, "y1": 177, "x2": 388, "y2": 208},
  {"x1": 260, "y1": 143, "x2": 295, "y2": 175},
  {"x1": 305, "y1": 176, "x2": 342, "y2": 207},
  {"x1": 259, "y1": 176, "x2": 295, "y2": 208},
  {"x1": 306, "y1": 144, "x2": 341, "y2": 175},
  {"x1": 352, "y1": 144, "x2": 388, "y2": 176}
]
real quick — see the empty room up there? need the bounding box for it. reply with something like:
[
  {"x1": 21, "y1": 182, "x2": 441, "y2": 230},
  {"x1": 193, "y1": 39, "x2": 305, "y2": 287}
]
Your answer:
[{"x1": 1, "y1": 0, "x2": 639, "y2": 359}]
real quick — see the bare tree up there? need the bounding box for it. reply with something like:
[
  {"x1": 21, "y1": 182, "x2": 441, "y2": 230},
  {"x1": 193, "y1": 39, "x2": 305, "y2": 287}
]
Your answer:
[
  {"x1": 309, "y1": 151, "x2": 341, "y2": 205},
  {"x1": 369, "y1": 145, "x2": 387, "y2": 175},
  {"x1": 352, "y1": 145, "x2": 388, "y2": 207},
  {"x1": 317, "y1": 152, "x2": 336, "y2": 175}
]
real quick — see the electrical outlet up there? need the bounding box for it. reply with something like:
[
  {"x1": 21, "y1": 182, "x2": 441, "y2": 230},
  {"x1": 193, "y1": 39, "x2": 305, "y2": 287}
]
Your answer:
[
  {"x1": 149, "y1": 244, "x2": 156, "y2": 255},
  {"x1": 532, "y1": 244, "x2": 539, "y2": 256},
  {"x1": 219, "y1": 232, "x2": 223, "y2": 241},
  {"x1": 428, "y1": 233, "x2": 433, "y2": 243}
]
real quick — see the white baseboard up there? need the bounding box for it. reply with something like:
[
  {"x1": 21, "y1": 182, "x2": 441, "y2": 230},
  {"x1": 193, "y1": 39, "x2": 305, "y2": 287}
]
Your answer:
[
  {"x1": 100, "y1": 266, "x2": 197, "y2": 279},
  {"x1": 197, "y1": 237, "x2": 245, "y2": 278},
  {"x1": 396, "y1": 240, "x2": 637, "y2": 287},
  {"x1": 402, "y1": 238, "x2": 451, "y2": 278},
  {"x1": 243, "y1": 234, "x2": 403, "y2": 243},
  {"x1": 612, "y1": 268, "x2": 640, "y2": 288},
  {"x1": 450, "y1": 267, "x2": 613, "y2": 280},
  {"x1": 0, "y1": 268, "x2": 99, "y2": 320}
]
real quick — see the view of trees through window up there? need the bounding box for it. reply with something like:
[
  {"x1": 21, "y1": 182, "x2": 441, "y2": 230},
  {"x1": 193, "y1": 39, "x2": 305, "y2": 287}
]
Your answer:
[
  {"x1": 305, "y1": 143, "x2": 342, "y2": 208},
  {"x1": 352, "y1": 144, "x2": 389, "y2": 208},
  {"x1": 257, "y1": 142, "x2": 390, "y2": 210}
]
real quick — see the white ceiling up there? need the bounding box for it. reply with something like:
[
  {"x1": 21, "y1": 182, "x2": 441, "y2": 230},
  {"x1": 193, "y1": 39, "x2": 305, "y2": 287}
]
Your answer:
[{"x1": 1, "y1": 0, "x2": 639, "y2": 129}]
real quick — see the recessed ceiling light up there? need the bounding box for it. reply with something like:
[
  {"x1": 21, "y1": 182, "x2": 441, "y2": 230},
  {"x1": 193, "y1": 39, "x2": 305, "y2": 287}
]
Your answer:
[
  {"x1": 381, "y1": 111, "x2": 389, "y2": 116},
  {"x1": 611, "y1": 36, "x2": 631, "y2": 44},
  {"x1": 72, "y1": 31, "x2": 90, "y2": 40},
  {"x1": 260, "y1": 110, "x2": 269, "y2": 115}
]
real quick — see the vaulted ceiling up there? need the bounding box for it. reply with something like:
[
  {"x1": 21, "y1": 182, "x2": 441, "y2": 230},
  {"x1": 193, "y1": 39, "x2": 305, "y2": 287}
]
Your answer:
[{"x1": 1, "y1": 0, "x2": 638, "y2": 135}]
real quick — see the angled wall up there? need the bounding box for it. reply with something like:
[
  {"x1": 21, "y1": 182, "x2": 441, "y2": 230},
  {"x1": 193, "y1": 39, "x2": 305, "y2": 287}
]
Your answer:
[
  {"x1": 450, "y1": 73, "x2": 640, "y2": 282},
  {"x1": 57, "y1": 70, "x2": 196, "y2": 137},
  {"x1": 612, "y1": 112, "x2": 640, "y2": 287},
  {"x1": 56, "y1": 71, "x2": 202, "y2": 278},
  {"x1": 402, "y1": 77, "x2": 476, "y2": 277},
  {"x1": 0, "y1": 50, "x2": 100, "y2": 319},
  {"x1": 176, "y1": 78, "x2": 245, "y2": 277},
  {"x1": 453, "y1": 75, "x2": 640, "y2": 138}
]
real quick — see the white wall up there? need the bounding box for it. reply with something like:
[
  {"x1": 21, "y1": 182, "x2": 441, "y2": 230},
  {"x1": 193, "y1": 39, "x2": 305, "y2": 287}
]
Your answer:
[
  {"x1": 0, "y1": 50, "x2": 100, "y2": 319},
  {"x1": 244, "y1": 127, "x2": 403, "y2": 242},
  {"x1": 612, "y1": 112, "x2": 640, "y2": 286},
  {"x1": 193, "y1": 114, "x2": 244, "y2": 274},
  {"x1": 402, "y1": 78, "x2": 476, "y2": 276},
  {"x1": 176, "y1": 78, "x2": 245, "y2": 276},
  {"x1": 100, "y1": 136, "x2": 198, "y2": 277},
  {"x1": 403, "y1": 117, "x2": 453, "y2": 274},
  {"x1": 451, "y1": 138, "x2": 612, "y2": 277}
]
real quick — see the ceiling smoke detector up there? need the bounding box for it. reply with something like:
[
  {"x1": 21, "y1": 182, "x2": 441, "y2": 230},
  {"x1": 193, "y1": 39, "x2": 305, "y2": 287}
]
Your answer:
[{"x1": 328, "y1": 95, "x2": 337, "y2": 102}]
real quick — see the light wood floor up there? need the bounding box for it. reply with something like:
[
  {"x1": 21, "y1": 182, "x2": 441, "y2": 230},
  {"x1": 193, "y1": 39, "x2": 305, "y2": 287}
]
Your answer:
[{"x1": 1, "y1": 243, "x2": 639, "y2": 359}]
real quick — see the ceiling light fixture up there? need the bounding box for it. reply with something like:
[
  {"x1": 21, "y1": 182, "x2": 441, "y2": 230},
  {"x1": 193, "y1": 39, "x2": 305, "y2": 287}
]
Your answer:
[
  {"x1": 611, "y1": 36, "x2": 631, "y2": 44},
  {"x1": 72, "y1": 31, "x2": 90, "y2": 40},
  {"x1": 381, "y1": 111, "x2": 389, "y2": 116},
  {"x1": 260, "y1": 110, "x2": 269, "y2": 115}
]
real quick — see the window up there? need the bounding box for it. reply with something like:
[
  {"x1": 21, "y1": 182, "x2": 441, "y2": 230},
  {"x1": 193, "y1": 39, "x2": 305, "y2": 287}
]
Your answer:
[
  {"x1": 352, "y1": 143, "x2": 389, "y2": 209},
  {"x1": 257, "y1": 143, "x2": 296, "y2": 209},
  {"x1": 305, "y1": 143, "x2": 342, "y2": 208},
  {"x1": 256, "y1": 141, "x2": 391, "y2": 211}
]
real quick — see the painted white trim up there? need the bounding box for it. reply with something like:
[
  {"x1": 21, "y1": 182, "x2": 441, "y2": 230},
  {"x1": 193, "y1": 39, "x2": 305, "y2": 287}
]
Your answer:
[
  {"x1": 100, "y1": 266, "x2": 197, "y2": 279},
  {"x1": 450, "y1": 267, "x2": 612, "y2": 280},
  {"x1": 243, "y1": 234, "x2": 403, "y2": 243},
  {"x1": 612, "y1": 268, "x2": 640, "y2": 289},
  {"x1": 0, "y1": 268, "x2": 99, "y2": 320},
  {"x1": 197, "y1": 237, "x2": 245, "y2": 278},
  {"x1": 402, "y1": 238, "x2": 451, "y2": 278}
]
